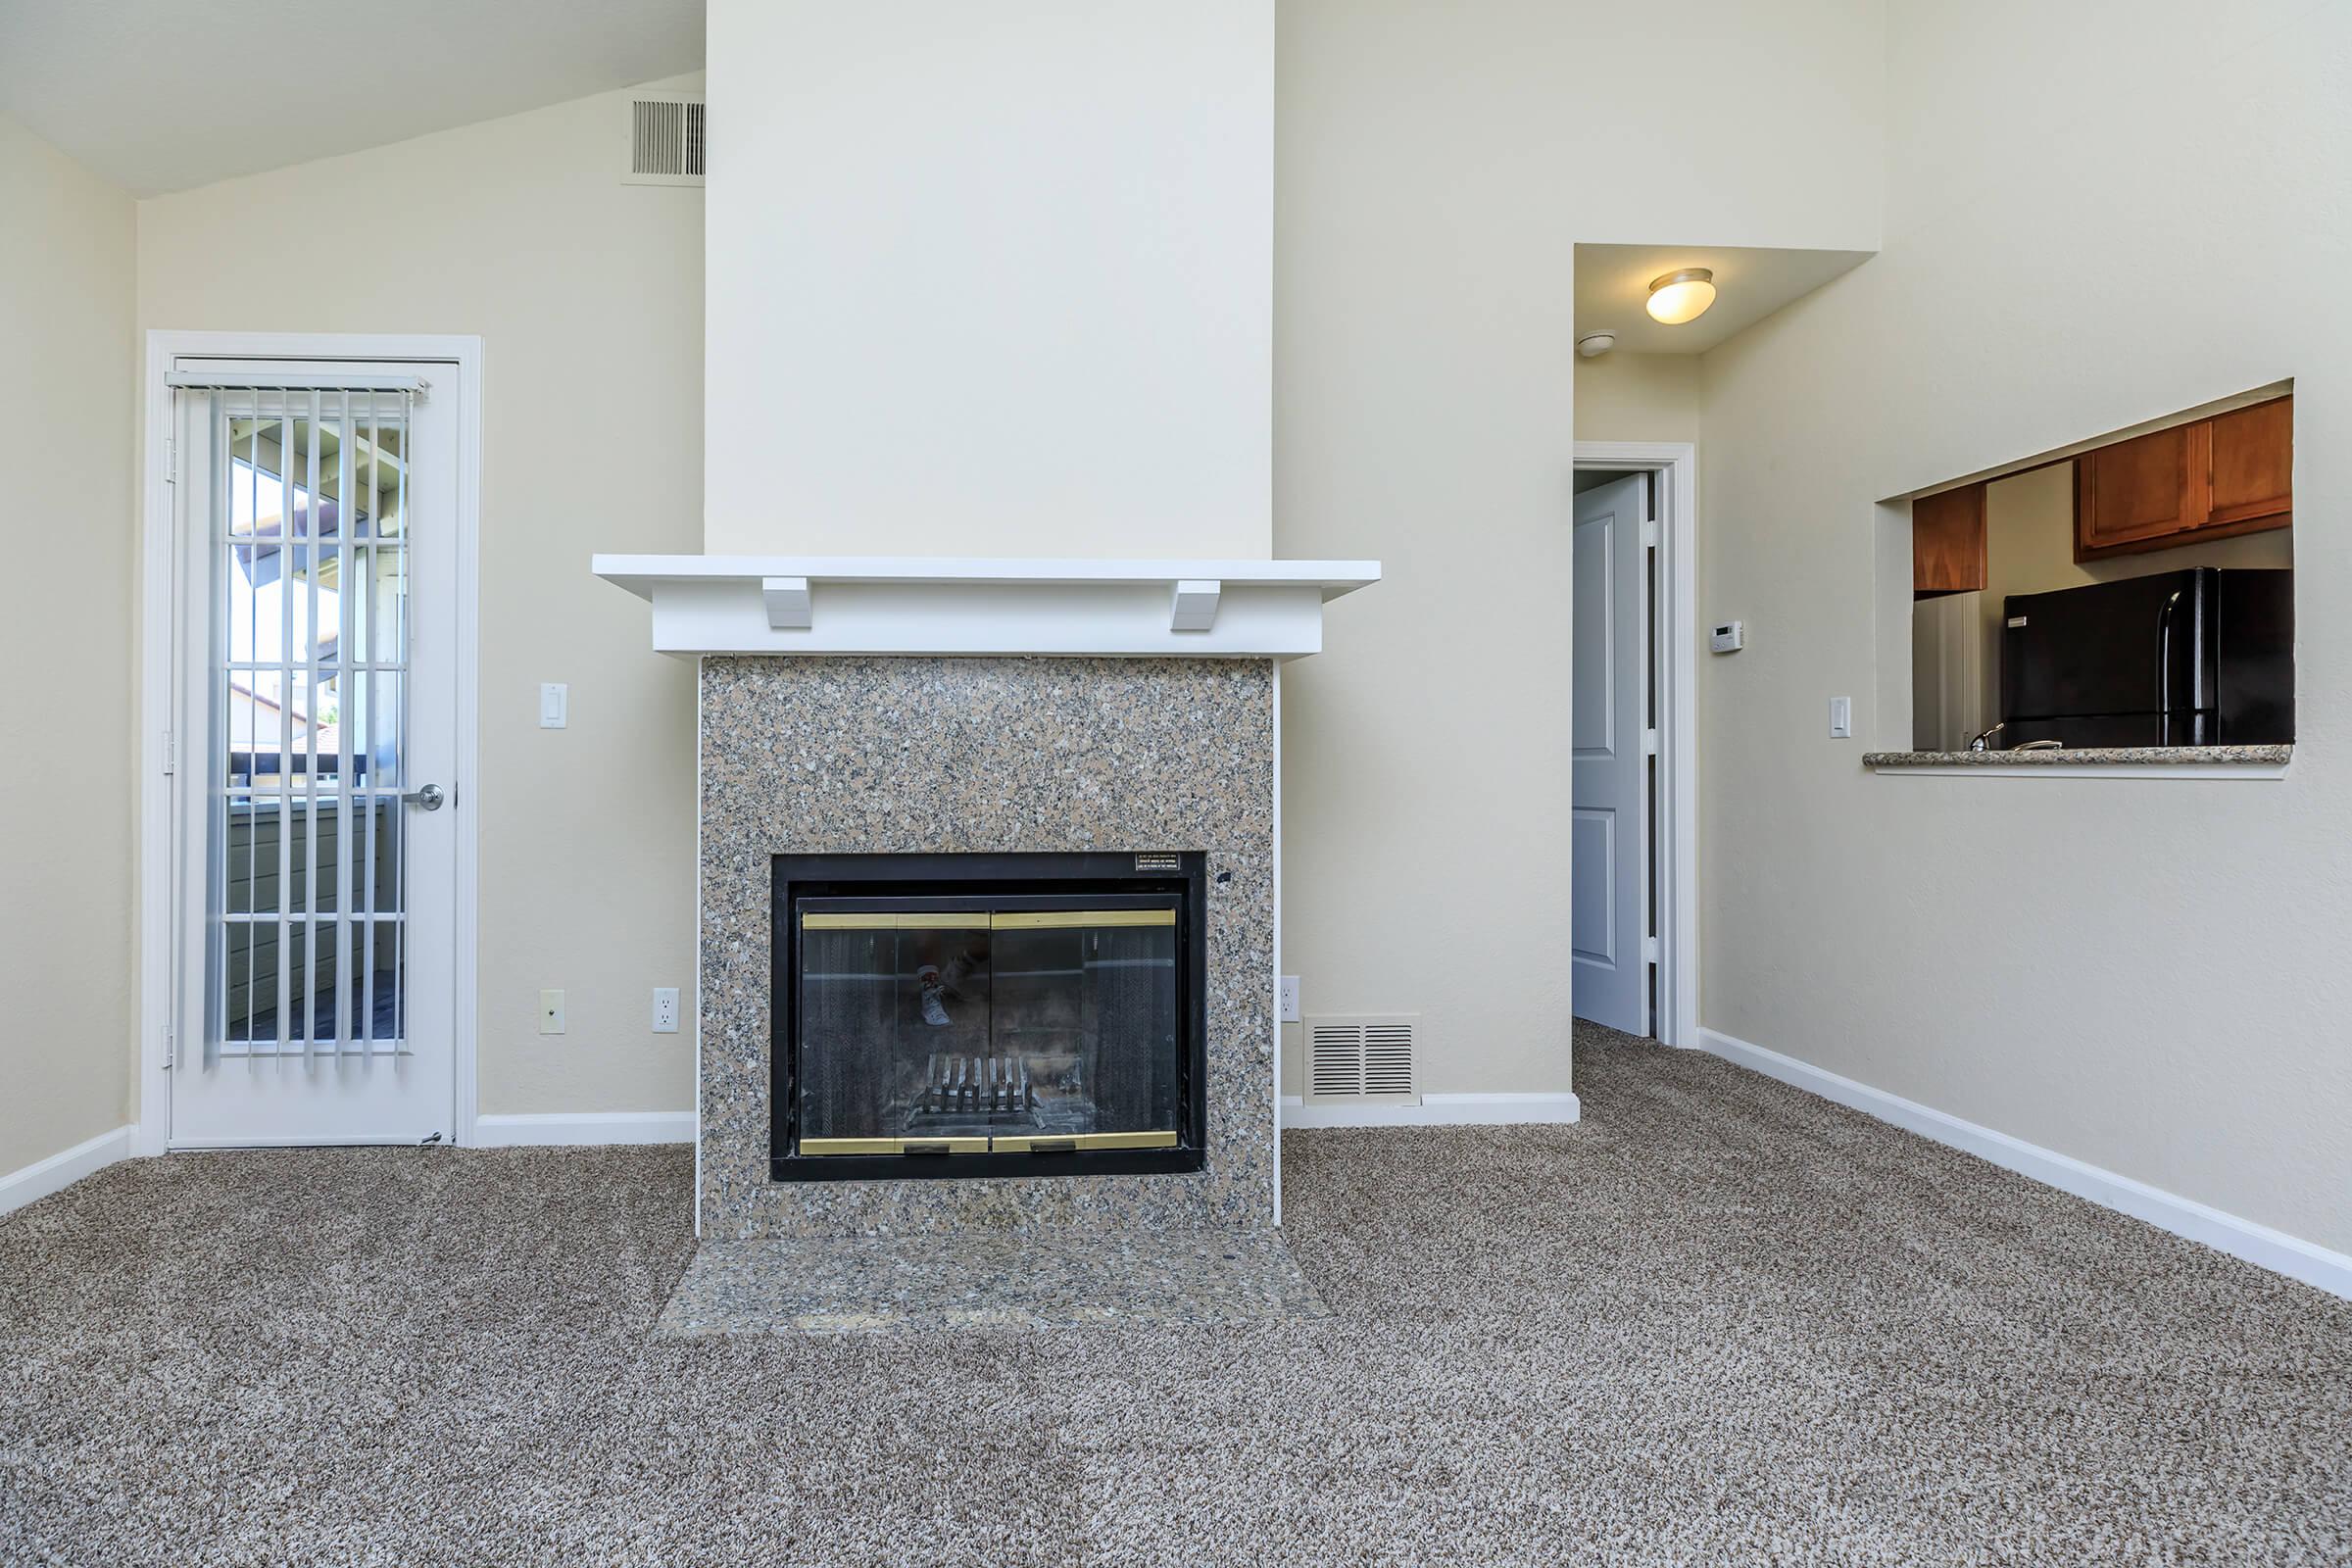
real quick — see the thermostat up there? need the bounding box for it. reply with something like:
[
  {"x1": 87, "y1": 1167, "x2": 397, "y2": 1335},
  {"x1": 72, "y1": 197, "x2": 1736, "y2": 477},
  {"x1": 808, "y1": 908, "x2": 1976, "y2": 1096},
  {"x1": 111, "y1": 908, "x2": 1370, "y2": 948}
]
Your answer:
[{"x1": 1710, "y1": 620, "x2": 1744, "y2": 654}]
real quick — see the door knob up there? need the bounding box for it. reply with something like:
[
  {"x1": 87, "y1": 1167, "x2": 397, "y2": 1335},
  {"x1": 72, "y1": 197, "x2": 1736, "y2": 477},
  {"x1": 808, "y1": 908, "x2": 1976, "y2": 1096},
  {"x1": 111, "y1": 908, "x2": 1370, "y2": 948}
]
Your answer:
[{"x1": 403, "y1": 783, "x2": 446, "y2": 811}]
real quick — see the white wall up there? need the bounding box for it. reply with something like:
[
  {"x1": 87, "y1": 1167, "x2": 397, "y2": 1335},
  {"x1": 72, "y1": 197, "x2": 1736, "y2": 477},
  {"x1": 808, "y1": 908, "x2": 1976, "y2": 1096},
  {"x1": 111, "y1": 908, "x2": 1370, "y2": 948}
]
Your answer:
[
  {"x1": 1275, "y1": 0, "x2": 1882, "y2": 1099},
  {"x1": 137, "y1": 76, "x2": 708, "y2": 1123},
  {"x1": 702, "y1": 0, "x2": 1274, "y2": 560},
  {"x1": 1697, "y1": 0, "x2": 2352, "y2": 1251},
  {"x1": 39, "y1": 5, "x2": 2352, "y2": 1264},
  {"x1": 0, "y1": 115, "x2": 137, "y2": 1178},
  {"x1": 1575, "y1": 354, "x2": 1703, "y2": 447},
  {"x1": 1271, "y1": 347, "x2": 1702, "y2": 1094},
  {"x1": 112, "y1": 0, "x2": 1886, "y2": 1148}
]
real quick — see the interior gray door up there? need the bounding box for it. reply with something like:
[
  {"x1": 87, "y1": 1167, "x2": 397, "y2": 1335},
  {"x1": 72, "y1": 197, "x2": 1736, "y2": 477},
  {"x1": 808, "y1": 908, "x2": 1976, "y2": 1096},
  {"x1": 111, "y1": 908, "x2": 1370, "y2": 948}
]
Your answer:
[{"x1": 1570, "y1": 473, "x2": 1649, "y2": 1035}]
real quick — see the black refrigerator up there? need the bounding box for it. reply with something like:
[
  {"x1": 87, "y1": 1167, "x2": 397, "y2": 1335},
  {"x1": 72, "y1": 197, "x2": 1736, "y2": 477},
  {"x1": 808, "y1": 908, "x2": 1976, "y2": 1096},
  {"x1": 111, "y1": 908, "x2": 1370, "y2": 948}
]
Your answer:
[{"x1": 1999, "y1": 568, "x2": 2293, "y2": 748}]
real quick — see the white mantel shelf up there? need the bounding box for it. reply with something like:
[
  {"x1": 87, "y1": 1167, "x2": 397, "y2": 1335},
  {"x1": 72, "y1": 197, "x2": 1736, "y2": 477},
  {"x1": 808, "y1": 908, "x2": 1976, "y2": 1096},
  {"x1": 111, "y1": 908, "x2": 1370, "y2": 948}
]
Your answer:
[{"x1": 592, "y1": 556, "x2": 1382, "y2": 660}]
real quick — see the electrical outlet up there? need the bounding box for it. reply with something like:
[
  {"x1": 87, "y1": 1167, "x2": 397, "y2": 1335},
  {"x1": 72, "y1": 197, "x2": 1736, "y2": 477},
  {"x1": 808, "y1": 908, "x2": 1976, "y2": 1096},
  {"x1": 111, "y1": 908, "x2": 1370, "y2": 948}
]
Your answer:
[
  {"x1": 539, "y1": 989, "x2": 565, "y2": 1035},
  {"x1": 1279, "y1": 975, "x2": 1301, "y2": 1023},
  {"x1": 653, "y1": 987, "x2": 680, "y2": 1034}
]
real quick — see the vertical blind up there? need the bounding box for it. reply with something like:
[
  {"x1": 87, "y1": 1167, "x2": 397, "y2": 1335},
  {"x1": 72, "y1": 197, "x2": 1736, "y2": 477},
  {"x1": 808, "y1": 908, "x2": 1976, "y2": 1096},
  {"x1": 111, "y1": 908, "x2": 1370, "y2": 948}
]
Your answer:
[{"x1": 172, "y1": 379, "x2": 418, "y2": 1064}]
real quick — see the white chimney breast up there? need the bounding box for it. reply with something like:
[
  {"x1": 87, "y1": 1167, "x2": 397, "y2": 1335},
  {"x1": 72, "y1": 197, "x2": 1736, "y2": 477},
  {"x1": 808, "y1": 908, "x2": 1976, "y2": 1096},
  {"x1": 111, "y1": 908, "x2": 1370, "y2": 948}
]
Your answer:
[{"x1": 704, "y1": 0, "x2": 1274, "y2": 561}]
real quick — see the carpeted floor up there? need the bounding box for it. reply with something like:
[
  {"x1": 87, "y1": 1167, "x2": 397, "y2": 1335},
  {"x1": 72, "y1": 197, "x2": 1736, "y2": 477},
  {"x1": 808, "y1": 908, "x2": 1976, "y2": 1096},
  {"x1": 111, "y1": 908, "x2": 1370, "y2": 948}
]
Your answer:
[{"x1": 4, "y1": 1026, "x2": 2347, "y2": 1565}]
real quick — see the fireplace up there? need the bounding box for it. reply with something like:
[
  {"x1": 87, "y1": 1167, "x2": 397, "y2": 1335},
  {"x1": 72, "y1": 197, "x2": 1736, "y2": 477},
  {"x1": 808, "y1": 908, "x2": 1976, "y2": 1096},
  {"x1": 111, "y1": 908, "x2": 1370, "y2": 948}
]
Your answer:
[
  {"x1": 604, "y1": 649, "x2": 1348, "y2": 1241},
  {"x1": 770, "y1": 852, "x2": 1207, "y2": 1182}
]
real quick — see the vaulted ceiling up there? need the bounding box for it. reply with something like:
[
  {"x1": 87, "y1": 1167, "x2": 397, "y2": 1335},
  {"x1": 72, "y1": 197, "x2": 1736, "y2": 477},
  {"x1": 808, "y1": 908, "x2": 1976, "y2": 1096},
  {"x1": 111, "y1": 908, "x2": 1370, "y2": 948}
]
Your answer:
[{"x1": 0, "y1": 0, "x2": 706, "y2": 195}]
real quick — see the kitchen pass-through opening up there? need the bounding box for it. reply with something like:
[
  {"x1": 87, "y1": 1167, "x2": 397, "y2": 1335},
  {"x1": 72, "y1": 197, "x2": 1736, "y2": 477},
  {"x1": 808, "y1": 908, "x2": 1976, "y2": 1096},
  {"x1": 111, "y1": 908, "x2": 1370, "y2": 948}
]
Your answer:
[{"x1": 1909, "y1": 386, "x2": 2294, "y2": 754}]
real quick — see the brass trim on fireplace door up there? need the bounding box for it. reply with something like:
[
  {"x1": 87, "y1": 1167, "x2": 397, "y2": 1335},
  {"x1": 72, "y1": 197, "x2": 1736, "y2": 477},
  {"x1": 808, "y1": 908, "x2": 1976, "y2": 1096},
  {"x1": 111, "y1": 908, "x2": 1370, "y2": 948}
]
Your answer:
[
  {"x1": 804, "y1": 1132, "x2": 1182, "y2": 1156},
  {"x1": 798, "y1": 1136, "x2": 901, "y2": 1155},
  {"x1": 801, "y1": 909, "x2": 1173, "y2": 932},
  {"x1": 990, "y1": 908, "x2": 1178, "y2": 930},
  {"x1": 800, "y1": 1135, "x2": 992, "y2": 1156},
  {"x1": 800, "y1": 911, "x2": 992, "y2": 931},
  {"x1": 992, "y1": 1130, "x2": 1182, "y2": 1152}
]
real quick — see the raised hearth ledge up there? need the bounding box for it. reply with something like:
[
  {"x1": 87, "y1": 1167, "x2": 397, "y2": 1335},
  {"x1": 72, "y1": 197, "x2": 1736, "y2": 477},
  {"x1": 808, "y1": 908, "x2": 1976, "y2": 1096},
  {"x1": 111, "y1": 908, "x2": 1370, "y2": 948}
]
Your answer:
[
  {"x1": 657, "y1": 1227, "x2": 1329, "y2": 1339},
  {"x1": 1865, "y1": 744, "x2": 2291, "y2": 778},
  {"x1": 592, "y1": 555, "x2": 1381, "y2": 659}
]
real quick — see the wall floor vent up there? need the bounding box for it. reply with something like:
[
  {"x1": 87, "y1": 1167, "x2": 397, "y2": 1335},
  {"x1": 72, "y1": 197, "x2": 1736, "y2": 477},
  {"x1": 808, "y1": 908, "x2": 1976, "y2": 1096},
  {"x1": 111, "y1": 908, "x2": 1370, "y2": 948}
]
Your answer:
[
  {"x1": 626, "y1": 95, "x2": 706, "y2": 185},
  {"x1": 1303, "y1": 1014, "x2": 1420, "y2": 1106}
]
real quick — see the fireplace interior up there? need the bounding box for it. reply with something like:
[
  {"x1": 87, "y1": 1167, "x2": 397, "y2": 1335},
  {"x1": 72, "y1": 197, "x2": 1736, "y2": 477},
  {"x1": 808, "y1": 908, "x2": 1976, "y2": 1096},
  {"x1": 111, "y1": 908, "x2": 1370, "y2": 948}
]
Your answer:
[{"x1": 771, "y1": 853, "x2": 1207, "y2": 1181}]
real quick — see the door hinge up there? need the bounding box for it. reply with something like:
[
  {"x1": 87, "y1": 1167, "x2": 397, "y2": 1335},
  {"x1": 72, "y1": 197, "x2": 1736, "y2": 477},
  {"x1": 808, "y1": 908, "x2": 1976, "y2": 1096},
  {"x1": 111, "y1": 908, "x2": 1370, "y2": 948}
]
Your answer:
[
  {"x1": 162, "y1": 730, "x2": 177, "y2": 774},
  {"x1": 164, "y1": 431, "x2": 177, "y2": 487},
  {"x1": 1641, "y1": 517, "x2": 1660, "y2": 549},
  {"x1": 1642, "y1": 936, "x2": 1661, "y2": 965},
  {"x1": 1642, "y1": 727, "x2": 1660, "y2": 756},
  {"x1": 160, "y1": 1025, "x2": 175, "y2": 1070}
]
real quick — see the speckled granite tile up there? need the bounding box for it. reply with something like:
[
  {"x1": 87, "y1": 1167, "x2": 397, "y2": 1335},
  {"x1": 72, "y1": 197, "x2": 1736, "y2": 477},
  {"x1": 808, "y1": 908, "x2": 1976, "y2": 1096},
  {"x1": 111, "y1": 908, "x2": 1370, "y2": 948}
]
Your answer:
[
  {"x1": 656, "y1": 1227, "x2": 1329, "y2": 1338},
  {"x1": 696, "y1": 656, "x2": 1277, "y2": 1241},
  {"x1": 1863, "y1": 744, "x2": 2292, "y2": 767}
]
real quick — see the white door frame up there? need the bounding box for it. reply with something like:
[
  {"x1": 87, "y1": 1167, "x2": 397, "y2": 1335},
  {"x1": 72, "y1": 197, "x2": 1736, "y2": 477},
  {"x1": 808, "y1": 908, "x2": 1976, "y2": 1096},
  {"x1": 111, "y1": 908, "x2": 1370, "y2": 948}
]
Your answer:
[
  {"x1": 1572, "y1": 440, "x2": 1698, "y2": 1049},
  {"x1": 136, "y1": 330, "x2": 483, "y2": 1155}
]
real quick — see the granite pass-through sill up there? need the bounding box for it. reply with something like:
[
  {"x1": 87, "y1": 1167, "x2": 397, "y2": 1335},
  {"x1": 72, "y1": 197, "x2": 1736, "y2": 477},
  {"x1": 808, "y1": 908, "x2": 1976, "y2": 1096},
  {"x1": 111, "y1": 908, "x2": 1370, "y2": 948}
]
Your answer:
[{"x1": 1864, "y1": 744, "x2": 2292, "y2": 778}]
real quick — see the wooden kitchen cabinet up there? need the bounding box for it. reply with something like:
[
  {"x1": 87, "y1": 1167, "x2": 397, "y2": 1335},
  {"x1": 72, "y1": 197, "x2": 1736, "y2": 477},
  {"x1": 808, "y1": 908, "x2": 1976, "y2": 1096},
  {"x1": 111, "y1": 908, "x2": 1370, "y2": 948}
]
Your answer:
[
  {"x1": 2207, "y1": 395, "x2": 2294, "y2": 530},
  {"x1": 1912, "y1": 481, "x2": 1986, "y2": 596},
  {"x1": 2075, "y1": 394, "x2": 2291, "y2": 561},
  {"x1": 2075, "y1": 421, "x2": 2205, "y2": 558}
]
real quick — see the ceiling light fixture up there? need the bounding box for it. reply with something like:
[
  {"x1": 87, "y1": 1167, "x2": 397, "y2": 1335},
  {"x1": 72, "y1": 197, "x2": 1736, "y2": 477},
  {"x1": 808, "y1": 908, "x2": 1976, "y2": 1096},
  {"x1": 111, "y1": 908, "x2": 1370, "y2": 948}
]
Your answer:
[
  {"x1": 1645, "y1": 268, "x2": 1717, "y2": 325},
  {"x1": 1576, "y1": 331, "x2": 1616, "y2": 359}
]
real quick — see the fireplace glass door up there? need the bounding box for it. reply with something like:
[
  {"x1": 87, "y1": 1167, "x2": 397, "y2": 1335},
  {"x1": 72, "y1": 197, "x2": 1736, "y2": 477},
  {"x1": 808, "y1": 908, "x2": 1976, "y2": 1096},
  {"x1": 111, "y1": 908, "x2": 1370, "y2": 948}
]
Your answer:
[{"x1": 794, "y1": 900, "x2": 1182, "y2": 1157}]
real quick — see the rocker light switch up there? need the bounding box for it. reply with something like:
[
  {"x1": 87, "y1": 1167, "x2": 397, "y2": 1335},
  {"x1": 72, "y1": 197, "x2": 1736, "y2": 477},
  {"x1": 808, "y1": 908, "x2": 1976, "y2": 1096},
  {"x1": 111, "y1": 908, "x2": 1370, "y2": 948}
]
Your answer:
[
  {"x1": 1829, "y1": 696, "x2": 1853, "y2": 739},
  {"x1": 539, "y1": 683, "x2": 568, "y2": 729}
]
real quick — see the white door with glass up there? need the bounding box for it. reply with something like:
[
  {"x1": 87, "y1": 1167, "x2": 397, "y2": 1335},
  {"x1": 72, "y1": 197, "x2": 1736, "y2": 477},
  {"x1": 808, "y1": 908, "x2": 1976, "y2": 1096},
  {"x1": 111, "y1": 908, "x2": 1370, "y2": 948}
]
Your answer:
[
  {"x1": 1570, "y1": 473, "x2": 1651, "y2": 1036},
  {"x1": 170, "y1": 362, "x2": 458, "y2": 1146}
]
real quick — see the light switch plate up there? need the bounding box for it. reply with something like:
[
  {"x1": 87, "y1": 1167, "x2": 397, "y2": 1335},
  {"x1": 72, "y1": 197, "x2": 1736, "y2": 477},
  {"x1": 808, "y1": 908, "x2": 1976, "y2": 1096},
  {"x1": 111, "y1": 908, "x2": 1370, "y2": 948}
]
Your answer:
[
  {"x1": 1829, "y1": 696, "x2": 1853, "y2": 738},
  {"x1": 653, "y1": 987, "x2": 680, "y2": 1034},
  {"x1": 1279, "y1": 976, "x2": 1301, "y2": 1023},
  {"x1": 539, "y1": 682, "x2": 568, "y2": 729},
  {"x1": 539, "y1": 989, "x2": 565, "y2": 1035}
]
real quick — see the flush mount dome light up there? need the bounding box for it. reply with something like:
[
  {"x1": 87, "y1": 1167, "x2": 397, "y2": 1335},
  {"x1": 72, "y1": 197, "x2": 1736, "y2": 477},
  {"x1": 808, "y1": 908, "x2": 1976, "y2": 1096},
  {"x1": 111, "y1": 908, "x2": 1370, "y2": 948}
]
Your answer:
[
  {"x1": 1576, "y1": 330, "x2": 1617, "y2": 359},
  {"x1": 1645, "y1": 268, "x2": 1717, "y2": 325}
]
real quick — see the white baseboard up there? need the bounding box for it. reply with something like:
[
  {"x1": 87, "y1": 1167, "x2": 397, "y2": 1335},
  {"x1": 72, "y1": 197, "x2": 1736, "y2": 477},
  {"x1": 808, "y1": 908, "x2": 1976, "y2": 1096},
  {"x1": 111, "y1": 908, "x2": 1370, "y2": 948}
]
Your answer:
[
  {"x1": 472, "y1": 1110, "x2": 696, "y2": 1148},
  {"x1": 1697, "y1": 1027, "x2": 2352, "y2": 1301},
  {"x1": 1280, "y1": 1092, "x2": 1582, "y2": 1130},
  {"x1": 1, "y1": 1126, "x2": 134, "y2": 1216}
]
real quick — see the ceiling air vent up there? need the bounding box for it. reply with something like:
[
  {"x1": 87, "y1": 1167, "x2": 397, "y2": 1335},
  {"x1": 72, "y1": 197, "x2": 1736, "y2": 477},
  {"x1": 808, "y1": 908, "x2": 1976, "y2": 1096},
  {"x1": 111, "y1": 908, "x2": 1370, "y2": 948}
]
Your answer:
[
  {"x1": 625, "y1": 95, "x2": 705, "y2": 186},
  {"x1": 1303, "y1": 1015, "x2": 1420, "y2": 1106}
]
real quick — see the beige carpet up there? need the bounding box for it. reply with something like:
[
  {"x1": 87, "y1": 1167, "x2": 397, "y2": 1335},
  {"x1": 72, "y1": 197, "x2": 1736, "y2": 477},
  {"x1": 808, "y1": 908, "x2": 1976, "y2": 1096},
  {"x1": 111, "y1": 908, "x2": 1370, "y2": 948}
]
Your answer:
[{"x1": 3, "y1": 1026, "x2": 2346, "y2": 1565}]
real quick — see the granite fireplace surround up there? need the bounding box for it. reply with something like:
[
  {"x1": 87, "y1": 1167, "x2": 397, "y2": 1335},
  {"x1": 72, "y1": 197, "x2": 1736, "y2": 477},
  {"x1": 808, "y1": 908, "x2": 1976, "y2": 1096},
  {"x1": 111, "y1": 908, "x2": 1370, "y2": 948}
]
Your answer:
[{"x1": 696, "y1": 654, "x2": 1279, "y2": 1242}]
